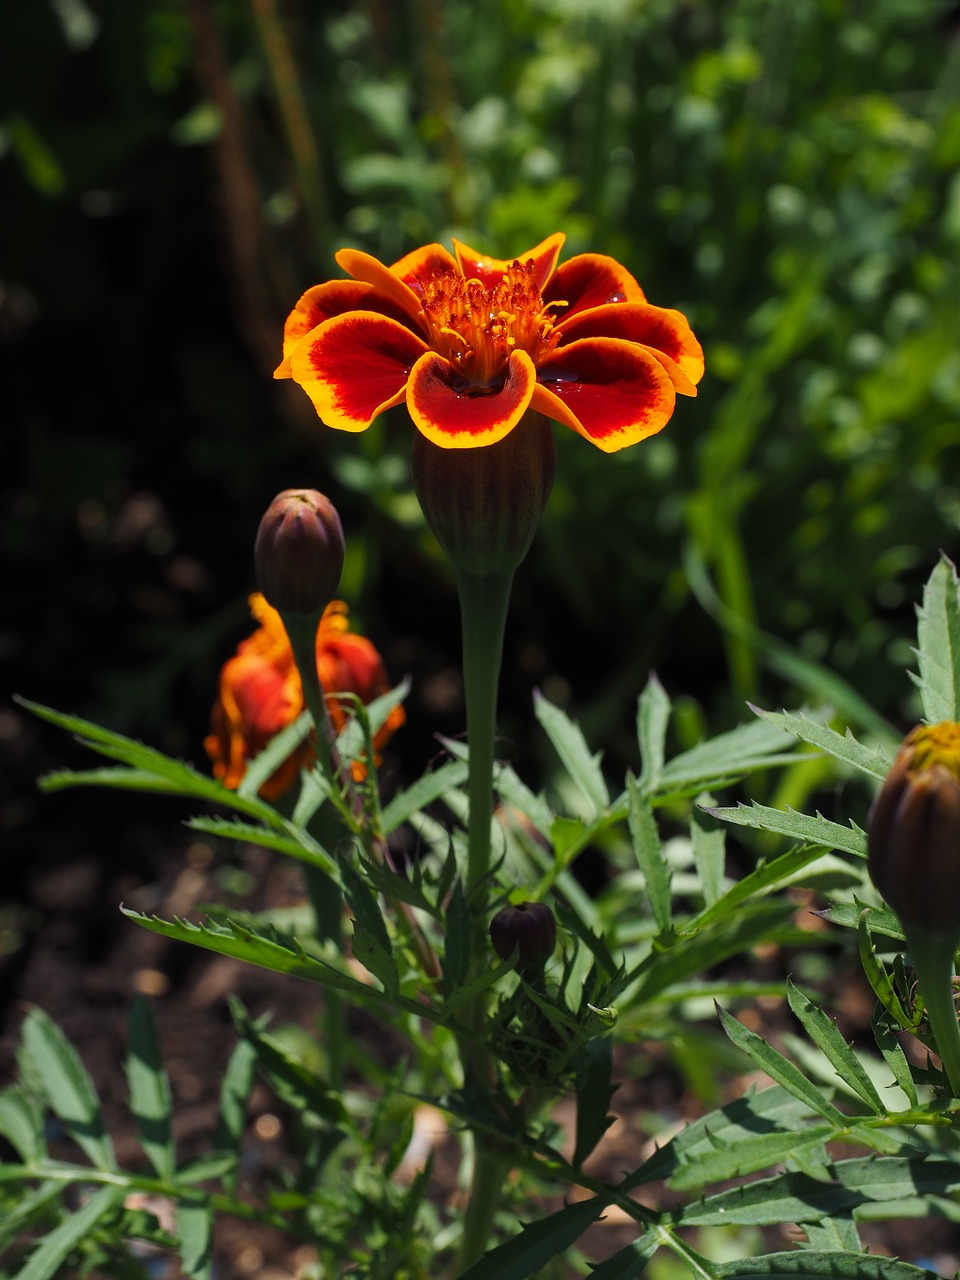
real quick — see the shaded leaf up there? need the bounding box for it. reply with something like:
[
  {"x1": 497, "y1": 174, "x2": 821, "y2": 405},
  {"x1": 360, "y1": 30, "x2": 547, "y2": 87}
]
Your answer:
[
  {"x1": 18, "y1": 1185, "x2": 123, "y2": 1280},
  {"x1": 457, "y1": 1196, "x2": 609, "y2": 1279},
  {"x1": 913, "y1": 554, "x2": 960, "y2": 723},
  {"x1": 636, "y1": 675, "x2": 670, "y2": 793},
  {"x1": 534, "y1": 691, "x2": 608, "y2": 816},
  {"x1": 785, "y1": 980, "x2": 885, "y2": 1115},
  {"x1": 627, "y1": 775, "x2": 672, "y2": 933},
  {"x1": 126, "y1": 996, "x2": 175, "y2": 1180},
  {"x1": 706, "y1": 802, "x2": 867, "y2": 859}
]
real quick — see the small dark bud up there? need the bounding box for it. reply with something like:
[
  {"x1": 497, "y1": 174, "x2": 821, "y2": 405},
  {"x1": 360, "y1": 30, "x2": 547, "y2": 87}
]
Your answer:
[
  {"x1": 868, "y1": 721, "x2": 960, "y2": 938},
  {"x1": 489, "y1": 901, "x2": 557, "y2": 975},
  {"x1": 254, "y1": 489, "x2": 345, "y2": 616}
]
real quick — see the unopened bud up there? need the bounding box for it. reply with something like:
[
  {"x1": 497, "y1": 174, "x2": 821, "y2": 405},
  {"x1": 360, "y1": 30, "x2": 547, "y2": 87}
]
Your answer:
[
  {"x1": 868, "y1": 721, "x2": 960, "y2": 938},
  {"x1": 489, "y1": 901, "x2": 556, "y2": 975},
  {"x1": 254, "y1": 489, "x2": 345, "y2": 617}
]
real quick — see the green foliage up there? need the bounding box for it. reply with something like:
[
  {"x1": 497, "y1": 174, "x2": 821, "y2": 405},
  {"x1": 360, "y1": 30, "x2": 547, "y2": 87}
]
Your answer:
[{"x1": 16, "y1": 556, "x2": 960, "y2": 1275}]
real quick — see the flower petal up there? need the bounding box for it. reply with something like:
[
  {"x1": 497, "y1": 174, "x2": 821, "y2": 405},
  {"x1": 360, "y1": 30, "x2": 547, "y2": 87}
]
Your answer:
[
  {"x1": 389, "y1": 243, "x2": 460, "y2": 295},
  {"x1": 452, "y1": 232, "x2": 566, "y2": 291},
  {"x1": 275, "y1": 281, "x2": 419, "y2": 377},
  {"x1": 556, "y1": 302, "x2": 704, "y2": 394},
  {"x1": 530, "y1": 338, "x2": 676, "y2": 453},
  {"x1": 290, "y1": 312, "x2": 427, "y2": 432},
  {"x1": 543, "y1": 254, "x2": 646, "y2": 322},
  {"x1": 335, "y1": 247, "x2": 426, "y2": 323},
  {"x1": 407, "y1": 349, "x2": 536, "y2": 448}
]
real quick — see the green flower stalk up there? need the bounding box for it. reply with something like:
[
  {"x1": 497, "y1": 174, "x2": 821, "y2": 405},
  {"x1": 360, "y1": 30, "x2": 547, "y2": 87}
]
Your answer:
[{"x1": 868, "y1": 721, "x2": 960, "y2": 1096}]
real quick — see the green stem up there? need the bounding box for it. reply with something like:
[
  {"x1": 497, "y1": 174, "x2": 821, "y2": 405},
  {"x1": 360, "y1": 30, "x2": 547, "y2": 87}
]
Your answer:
[
  {"x1": 455, "y1": 569, "x2": 513, "y2": 902},
  {"x1": 450, "y1": 569, "x2": 513, "y2": 1273},
  {"x1": 456, "y1": 1140, "x2": 509, "y2": 1273},
  {"x1": 908, "y1": 927, "x2": 960, "y2": 1097},
  {"x1": 284, "y1": 612, "x2": 346, "y2": 1090}
]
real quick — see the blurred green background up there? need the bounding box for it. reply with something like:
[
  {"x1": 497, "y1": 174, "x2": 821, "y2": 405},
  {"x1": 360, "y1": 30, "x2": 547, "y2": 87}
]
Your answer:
[{"x1": 4, "y1": 0, "x2": 960, "y2": 882}]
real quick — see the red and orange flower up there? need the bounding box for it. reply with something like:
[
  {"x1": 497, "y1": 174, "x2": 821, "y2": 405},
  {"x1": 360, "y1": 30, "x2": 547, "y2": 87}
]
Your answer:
[
  {"x1": 275, "y1": 232, "x2": 703, "y2": 453},
  {"x1": 205, "y1": 593, "x2": 404, "y2": 800}
]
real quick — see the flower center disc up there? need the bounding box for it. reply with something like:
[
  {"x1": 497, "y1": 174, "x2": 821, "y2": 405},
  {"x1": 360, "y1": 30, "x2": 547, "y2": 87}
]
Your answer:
[{"x1": 418, "y1": 260, "x2": 560, "y2": 390}]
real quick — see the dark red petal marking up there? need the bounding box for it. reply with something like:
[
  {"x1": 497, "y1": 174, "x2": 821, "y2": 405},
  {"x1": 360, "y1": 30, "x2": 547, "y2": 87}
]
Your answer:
[
  {"x1": 556, "y1": 302, "x2": 704, "y2": 393},
  {"x1": 531, "y1": 337, "x2": 676, "y2": 453},
  {"x1": 543, "y1": 254, "x2": 646, "y2": 323},
  {"x1": 289, "y1": 312, "x2": 427, "y2": 431},
  {"x1": 275, "y1": 280, "x2": 421, "y2": 377},
  {"x1": 452, "y1": 233, "x2": 566, "y2": 291},
  {"x1": 407, "y1": 349, "x2": 536, "y2": 448}
]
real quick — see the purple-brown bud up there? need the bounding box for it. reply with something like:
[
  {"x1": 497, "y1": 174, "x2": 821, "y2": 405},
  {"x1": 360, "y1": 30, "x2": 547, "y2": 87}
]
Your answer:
[
  {"x1": 489, "y1": 901, "x2": 557, "y2": 975},
  {"x1": 868, "y1": 722, "x2": 960, "y2": 938},
  {"x1": 411, "y1": 412, "x2": 555, "y2": 578},
  {"x1": 254, "y1": 489, "x2": 345, "y2": 617}
]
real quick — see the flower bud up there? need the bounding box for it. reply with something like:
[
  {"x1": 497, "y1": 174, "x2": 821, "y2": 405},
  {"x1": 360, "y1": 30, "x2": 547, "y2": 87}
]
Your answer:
[
  {"x1": 868, "y1": 721, "x2": 960, "y2": 939},
  {"x1": 489, "y1": 901, "x2": 557, "y2": 975},
  {"x1": 254, "y1": 489, "x2": 345, "y2": 617},
  {"x1": 411, "y1": 411, "x2": 555, "y2": 578}
]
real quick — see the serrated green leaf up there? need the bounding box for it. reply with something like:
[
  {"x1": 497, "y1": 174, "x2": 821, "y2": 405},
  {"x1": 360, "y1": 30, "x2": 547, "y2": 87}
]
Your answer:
[
  {"x1": 0, "y1": 1087, "x2": 44, "y2": 1164},
  {"x1": 493, "y1": 762, "x2": 554, "y2": 837},
  {"x1": 668, "y1": 1124, "x2": 834, "y2": 1192},
  {"x1": 749, "y1": 707, "x2": 893, "y2": 781},
  {"x1": 691, "y1": 799, "x2": 726, "y2": 907},
  {"x1": 126, "y1": 996, "x2": 174, "y2": 1180},
  {"x1": 587, "y1": 1232, "x2": 659, "y2": 1280},
  {"x1": 187, "y1": 815, "x2": 338, "y2": 878},
  {"x1": 817, "y1": 900, "x2": 904, "y2": 939},
  {"x1": 627, "y1": 775, "x2": 672, "y2": 933},
  {"x1": 799, "y1": 1218, "x2": 862, "y2": 1252},
  {"x1": 706, "y1": 802, "x2": 867, "y2": 858},
  {"x1": 658, "y1": 717, "x2": 799, "y2": 794},
  {"x1": 19, "y1": 698, "x2": 283, "y2": 827},
  {"x1": 458, "y1": 1196, "x2": 608, "y2": 1279},
  {"x1": 573, "y1": 1038, "x2": 616, "y2": 1167},
  {"x1": 17, "y1": 1184, "x2": 123, "y2": 1280},
  {"x1": 914, "y1": 554, "x2": 960, "y2": 723},
  {"x1": 636, "y1": 675, "x2": 670, "y2": 792},
  {"x1": 340, "y1": 858, "x2": 398, "y2": 993},
  {"x1": 858, "y1": 912, "x2": 916, "y2": 1030},
  {"x1": 717, "y1": 1008, "x2": 847, "y2": 1126},
  {"x1": 237, "y1": 710, "x2": 311, "y2": 798},
  {"x1": 177, "y1": 1152, "x2": 240, "y2": 1183},
  {"x1": 534, "y1": 691, "x2": 608, "y2": 816},
  {"x1": 688, "y1": 841, "x2": 824, "y2": 932},
  {"x1": 785, "y1": 980, "x2": 885, "y2": 1115},
  {"x1": 712, "y1": 1250, "x2": 933, "y2": 1279},
  {"x1": 872, "y1": 1006, "x2": 919, "y2": 1107},
  {"x1": 381, "y1": 759, "x2": 469, "y2": 833},
  {"x1": 679, "y1": 1155, "x2": 960, "y2": 1227},
  {"x1": 121, "y1": 909, "x2": 455, "y2": 1028},
  {"x1": 20, "y1": 1007, "x2": 116, "y2": 1170},
  {"x1": 178, "y1": 1196, "x2": 213, "y2": 1279}
]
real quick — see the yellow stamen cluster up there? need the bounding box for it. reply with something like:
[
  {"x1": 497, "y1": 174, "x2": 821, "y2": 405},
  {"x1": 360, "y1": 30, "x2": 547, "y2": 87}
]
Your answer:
[{"x1": 418, "y1": 259, "x2": 561, "y2": 389}]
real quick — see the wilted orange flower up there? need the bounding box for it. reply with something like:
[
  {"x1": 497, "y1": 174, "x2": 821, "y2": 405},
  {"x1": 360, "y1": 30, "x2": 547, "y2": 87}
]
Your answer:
[
  {"x1": 275, "y1": 232, "x2": 703, "y2": 453},
  {"x1": 205, "y1": 593, "x2": 404, "y2": 799}
]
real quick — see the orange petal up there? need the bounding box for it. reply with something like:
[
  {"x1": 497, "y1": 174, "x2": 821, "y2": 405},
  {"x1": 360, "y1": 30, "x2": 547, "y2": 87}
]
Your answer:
[
  {"x1": 389, "y1": 242, "x2": 460, "y2": 295},
  {"x1": 543, "y1": 254, "x2": 646, "y2": 322},
  {"x1": 275, "y1": 281, "x2": 420, "y2": 378},
  {"x1": 557, "y1": 302, "x2": 704, "y2": 394},
  {"x1": 289, "y1": 312, "x2": 427, "y2": 432},
  {"x1": 452, "y1": 232, "x2": 566, "y2": 291},
  {"x1": 406, "y1": 349, "x2": 536, "y2": 448},
  {"x1": 531, "y1": 338, "x2": 676, "y2": 453},
  {"x1": 335, "y1": 248, "x2": 428, "y2": 324}
]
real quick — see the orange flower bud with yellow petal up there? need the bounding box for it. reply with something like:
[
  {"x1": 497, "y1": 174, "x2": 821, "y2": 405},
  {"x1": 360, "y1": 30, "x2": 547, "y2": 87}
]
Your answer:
[
  {"x1": 254, "y1": 489, "x2": 345, "y2": 617},
  {"x1": 205, "y1": 594, "x2": 403, "y2": 799},
  {"x1": 868, "y1": 721, "x2": 960, "y2": 939}
]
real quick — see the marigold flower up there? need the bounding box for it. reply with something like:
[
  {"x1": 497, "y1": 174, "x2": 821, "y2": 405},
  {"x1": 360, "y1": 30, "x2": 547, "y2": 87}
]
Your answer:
[
  {"x1": 205, "y1": 593, "x2": 404, "y2": 799},
  {"x1": 868, "y1": 721, "x2": 960, "y2": 938},
  {"x1": 275, "y1": 233, "x2": 703, "y2": 453}
]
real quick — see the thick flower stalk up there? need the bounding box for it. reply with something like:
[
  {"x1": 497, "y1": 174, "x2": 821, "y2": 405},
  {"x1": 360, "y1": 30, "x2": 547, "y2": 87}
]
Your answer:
[
  {"x1": 868, "y1": 721, "x2": 960, "y2": 1096},
  {"x1": 205, "y1": 593, "x2": 404, "y2": 798},
  {"x1": 274, "y1": 232, "x2": 703, "y2": 452}
]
